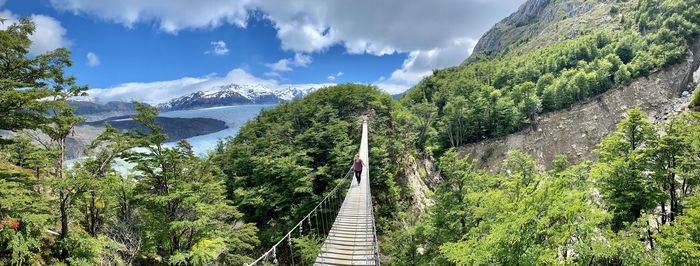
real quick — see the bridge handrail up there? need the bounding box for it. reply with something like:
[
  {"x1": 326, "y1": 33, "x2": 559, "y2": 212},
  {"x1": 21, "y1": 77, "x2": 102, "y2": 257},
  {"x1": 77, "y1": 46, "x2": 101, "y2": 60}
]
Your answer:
[
  {"x1": 365, "y1": 121, "x2": 380, "y2": 265},
  {"x1": 367, "y1": 176, "x2": 380, "y2": 265},
  {"x1": 246, "y1": 168, "x2": 354, "y2": 265}
]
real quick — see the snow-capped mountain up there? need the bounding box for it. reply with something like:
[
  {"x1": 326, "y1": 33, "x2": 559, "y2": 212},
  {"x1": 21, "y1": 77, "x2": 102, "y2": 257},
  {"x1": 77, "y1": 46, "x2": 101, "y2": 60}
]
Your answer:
[
  {"x1": 157, "y1": 84, "x2": 318, "y2": 111},
  {"x1": 276, "y1": 86, "x2": 318, "y2": 101}
]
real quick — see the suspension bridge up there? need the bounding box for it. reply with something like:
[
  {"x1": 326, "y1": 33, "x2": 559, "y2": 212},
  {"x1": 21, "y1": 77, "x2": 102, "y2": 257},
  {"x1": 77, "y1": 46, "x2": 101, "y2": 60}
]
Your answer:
[{"x1": 247, "y1": 119, "x2": 380, "y2": 265}]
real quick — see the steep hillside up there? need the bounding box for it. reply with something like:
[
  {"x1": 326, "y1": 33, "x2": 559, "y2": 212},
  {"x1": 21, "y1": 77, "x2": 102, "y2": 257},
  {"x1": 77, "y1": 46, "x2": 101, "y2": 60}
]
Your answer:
[
  {"x1": 401, "y1": 0, "x2": 699, "y2": 158},
  {"x1": 385, "y1": 0, "x2": 700, "y2": 263},
  {"x1": 466, "y1": 0, "x2": 634, "y2": 64},
  {"x1": 462, "y1": 36, "x2": 700, "y2": 172}
]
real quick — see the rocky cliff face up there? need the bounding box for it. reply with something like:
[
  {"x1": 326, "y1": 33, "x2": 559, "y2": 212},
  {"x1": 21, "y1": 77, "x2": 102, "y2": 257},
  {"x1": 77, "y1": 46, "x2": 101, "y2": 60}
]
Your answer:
[
  {"x1": 465, "y1": 0, "x2": 623, "y2": 64},
  {"x1": 398, "y1": 154, "x2": 440, "y2": 214},
  {"x1": 460, "y1": 37, "x2": 700, "y2": 172}
]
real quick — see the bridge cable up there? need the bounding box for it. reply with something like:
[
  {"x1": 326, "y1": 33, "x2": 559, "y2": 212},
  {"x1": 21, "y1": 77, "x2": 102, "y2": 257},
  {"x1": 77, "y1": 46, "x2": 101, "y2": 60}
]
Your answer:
[{"x1": 246, "y1": 169, "x2": 354, "y2": 265}]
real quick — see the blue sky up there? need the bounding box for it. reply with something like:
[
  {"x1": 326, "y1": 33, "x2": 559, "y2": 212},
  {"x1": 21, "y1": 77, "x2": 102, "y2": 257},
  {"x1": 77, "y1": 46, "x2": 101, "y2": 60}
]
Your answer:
[{"x1": 1, "y1": 0, "x2": 524, "y2": 103}]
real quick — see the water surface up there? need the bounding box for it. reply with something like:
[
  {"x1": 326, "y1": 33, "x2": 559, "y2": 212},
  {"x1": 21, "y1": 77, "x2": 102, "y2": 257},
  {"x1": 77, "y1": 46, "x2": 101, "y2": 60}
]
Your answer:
[{"x1": 159, "y1": 104, "x2": 277, "y2": 155}]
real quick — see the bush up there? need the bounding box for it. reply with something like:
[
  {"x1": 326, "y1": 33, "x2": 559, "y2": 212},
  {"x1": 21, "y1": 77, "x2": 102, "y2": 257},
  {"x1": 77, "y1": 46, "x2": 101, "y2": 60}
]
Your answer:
[{"x1": 692, "y1": 86, "x2": 700, "y2": 107}]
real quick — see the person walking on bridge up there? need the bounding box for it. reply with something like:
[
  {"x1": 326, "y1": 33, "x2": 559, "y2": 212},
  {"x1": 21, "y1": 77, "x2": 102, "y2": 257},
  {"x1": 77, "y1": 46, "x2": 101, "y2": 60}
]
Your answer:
[{"x1": 352, "y1": 154, "x2": 365, "y2": 185}]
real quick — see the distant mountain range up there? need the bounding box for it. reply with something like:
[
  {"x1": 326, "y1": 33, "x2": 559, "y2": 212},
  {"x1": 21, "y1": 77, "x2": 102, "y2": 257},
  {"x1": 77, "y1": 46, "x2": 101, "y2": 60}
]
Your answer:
[
  {"x1": 70, "y1": 84, "x2": 319, "y2": 114},
  {"x1": 69, "y1": 100, "x2": 144, "y2": 116},
  {"x1": 156, "y1": 84, "x2": 318, "y2": 111}
]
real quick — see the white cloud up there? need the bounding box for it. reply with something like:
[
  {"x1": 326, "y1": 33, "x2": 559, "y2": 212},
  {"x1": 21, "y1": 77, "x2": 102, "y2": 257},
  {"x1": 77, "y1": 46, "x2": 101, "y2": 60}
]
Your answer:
[
  {"x1": 266, "y1": 58, "x2": 292, "y2": 72},
  {"x1": 49, "y1": 0, "x2": 251, "y2": 33},
  {"x1": 376, "y1": 38, "x2": 478, "y2": 94},
  {"x1": 265, "y1": 52, "x2": 312, "y2": 78},
  {"x1": 293, "y1": 53, "x2": 311, "y2": 67},
  {"x1": 47, "y1": 0, "x2": 524, "y2": 93},
  {"x1": 86, "y1": 52, "x2": 100, "y2": 66},
  {"x1": 0, "y1": 10, "x2": 71, "y2": 54},
  {"x1": 45, "y1": 1, "x2": 523, "y2": 54},
  {"x1": 85, "y1": 76, "x2": 207, "y2": 104},
  {"x1": 28, "y1": 14, "x2": 70, "y2": 54},
  {"x1": 206, "y1": 40, "x2": 229, "y2": 55},
  {"x1": 253, "y1": 0, "x2": 522, "y2": 56},
  {"x1": 86, "y1": 68, "x2": 333, "y2": 104},
  {"x1": 264, "y1": 71, "x2": 282, "y2": 79},
  {"x1": 327, "y1": 71, "x2": 343, "y2": 81}
]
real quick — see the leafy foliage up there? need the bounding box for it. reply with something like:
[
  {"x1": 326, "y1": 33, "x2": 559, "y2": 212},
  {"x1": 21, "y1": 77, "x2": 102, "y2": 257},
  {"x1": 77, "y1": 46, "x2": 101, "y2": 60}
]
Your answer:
[
  {"x1": 0, "y1": 17, "x2": 86, "y2": 145},
  {"x1": 124, "y1": 104, "x2": 259, "y2": 265},
  {"x1": 3, "y1": 1, "x2": 700, "y2": 265},
  {"x1": 0, "y1": 17, "x2": 258, "y2": 265},
  {"x1": 692, "y1": 87, "x2": 700, "y2": 107},
  {"x1": 213, "y1": 84, "x2": 406, "y2": 246},
  {"x1": 384, "y1": 108, "x2": 700, "y2": 265},
  {"x1": 592, "y1": 107, "x2": 662, "y2": 230},
  {"x1": 401, "y1": 0, "x2": 700, "y2": 152}
]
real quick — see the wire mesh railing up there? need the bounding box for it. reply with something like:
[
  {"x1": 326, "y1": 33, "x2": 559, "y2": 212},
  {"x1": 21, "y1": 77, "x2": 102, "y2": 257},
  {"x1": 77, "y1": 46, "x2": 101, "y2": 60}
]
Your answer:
[
  {"x1": 366, "y1": 165, "x2": 381, "y2": 266},
  {"x1": 245, "y1": 169, "x2": 354, "y2": 266}
]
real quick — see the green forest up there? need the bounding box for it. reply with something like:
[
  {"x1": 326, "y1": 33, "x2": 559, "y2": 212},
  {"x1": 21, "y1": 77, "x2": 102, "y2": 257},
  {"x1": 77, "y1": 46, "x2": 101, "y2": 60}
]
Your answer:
[
  {"x1": 384, "y1": 109, "x2": 700, "y2": 265},
  {"x1": 2, "y1": 0, "x2": 700, "y2": 265},
  {"x1": 402, "y1": 0, "x2": 700, "y2": 151}
]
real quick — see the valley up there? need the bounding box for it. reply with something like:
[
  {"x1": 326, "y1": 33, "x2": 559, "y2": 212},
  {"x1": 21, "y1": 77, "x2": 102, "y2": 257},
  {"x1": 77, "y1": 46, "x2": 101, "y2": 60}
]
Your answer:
[
  {"x1": 62, "y1": 104, "x2": 276, "y2": 160},
  {"x1": 62, "y1": 83, "x2": 312, "y2": 160},
  {"x1": 3, "y1": 0, "x2": 700, "y2": 265}
]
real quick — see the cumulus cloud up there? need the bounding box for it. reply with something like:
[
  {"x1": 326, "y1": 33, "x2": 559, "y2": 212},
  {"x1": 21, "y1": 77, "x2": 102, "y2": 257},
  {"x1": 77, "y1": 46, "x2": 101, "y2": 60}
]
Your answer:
[
  {"x1": 206, "y1": 40, "x2": 229, "y2": 55},
  {"x1": 327, "y1": 71, "x2": 343, "y2": 81},
  {"x1": 293, "y1": 53, "x2": 311, "y2": 66},
  {"x1": 254, "y1": 0, "x2": 522, "y2": 56},
  {"x1": 266, "y1": 58, "x2": 292, "y2": 72},
  {"x1": 46, "y1": 0, "x2": 522, "y2": 54},
  {"x1": 47, "y1": 0, "x2": 524, "y2": 93},
  {"x1": 86, "y1": 52, "x2": 100, "y2": 66},
  {"x1": 86, "y1": 68, "x2": 333, "y2": 104},
  {"x1": 28, "y1": 14, "x2": 70, "y2": 54},
  {"x1": 0, "y1": 10, "x2": 71, "y2": 54},
  {"x1": 265, "y1": 53, "x2": 312, "y2": 79},
  {"x1": 377, "y1": 38, "x2": 478, "y2": 94},
  {"x1": 49, "y1": 0, "x2": 251, "y2": 33}
]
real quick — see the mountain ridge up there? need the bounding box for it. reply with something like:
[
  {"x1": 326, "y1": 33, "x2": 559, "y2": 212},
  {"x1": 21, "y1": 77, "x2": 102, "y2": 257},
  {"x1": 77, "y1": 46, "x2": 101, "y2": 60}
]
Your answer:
[
  {"x1": 461, "y1": 36, "x2": 700, "y2": 172},
  {"x1": 465, "y1": 0, "x2": 629, "y2": 64},
  {"x1": 156, "y1": 84, "x2": 318, "y2": 111},
  {"x1": 69, "y1": 100, "x2": 144, "y2": 116}
]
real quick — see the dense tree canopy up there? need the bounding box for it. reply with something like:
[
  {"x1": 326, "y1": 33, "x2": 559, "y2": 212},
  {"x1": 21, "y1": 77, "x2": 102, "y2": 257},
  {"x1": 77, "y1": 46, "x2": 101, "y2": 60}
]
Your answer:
[
  {"x1": 401, "y1": 0, "x2": 700, "y2": 153},
  {"x1": 0, "y1": 18, "x2": 258, "y2": 265},
  {"x1": 384, "y1": 109, "x2": 700, "y2": 265},
  {"x1": 2, "y1": 1, "x2": 700, "y2": 265},
  {"x1": 213, "y1": 84, "x2": 408, "y2": 248}
]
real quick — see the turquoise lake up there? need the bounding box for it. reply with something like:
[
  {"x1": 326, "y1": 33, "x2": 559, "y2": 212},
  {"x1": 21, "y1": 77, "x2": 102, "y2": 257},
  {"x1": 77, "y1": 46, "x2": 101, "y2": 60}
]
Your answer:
[{"x1": 159, "y1": 104, "x2": 277, "y2": 155}]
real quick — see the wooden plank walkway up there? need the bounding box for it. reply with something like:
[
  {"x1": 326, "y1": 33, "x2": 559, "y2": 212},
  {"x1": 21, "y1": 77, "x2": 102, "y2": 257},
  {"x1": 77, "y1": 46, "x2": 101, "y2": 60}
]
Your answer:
[{"x1": 315, "y1": 120, "x2": 378, "y2": 265}]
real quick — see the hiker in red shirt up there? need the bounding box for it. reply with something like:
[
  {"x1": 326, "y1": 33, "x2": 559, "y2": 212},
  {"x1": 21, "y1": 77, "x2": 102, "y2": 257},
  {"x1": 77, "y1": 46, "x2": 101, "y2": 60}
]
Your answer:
[{"x1": 353, "y1": 154, "x2": 364, "y2": 185}]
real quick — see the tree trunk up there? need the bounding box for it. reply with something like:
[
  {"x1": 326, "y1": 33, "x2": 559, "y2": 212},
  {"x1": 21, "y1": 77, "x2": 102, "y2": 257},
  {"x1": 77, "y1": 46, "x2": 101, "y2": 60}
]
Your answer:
[
  {"x1": 646, "y1": 221, "x2": 654, "y2": 250},
  {"x1": 669, "y1": 157, "x2": 678, "y2": 222},
  {"x1": 59, "y1": 192, "x2": 70, "y2": 259},
  {"x1": 660, "y1": 203, "x2": 667, "y2": 225},
  {"x1": 60, "y1": 193, "x2": 69, "y2": 239},
  {"x1": 89, "y1": 192, "x2": 98, "y2": 236}
]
